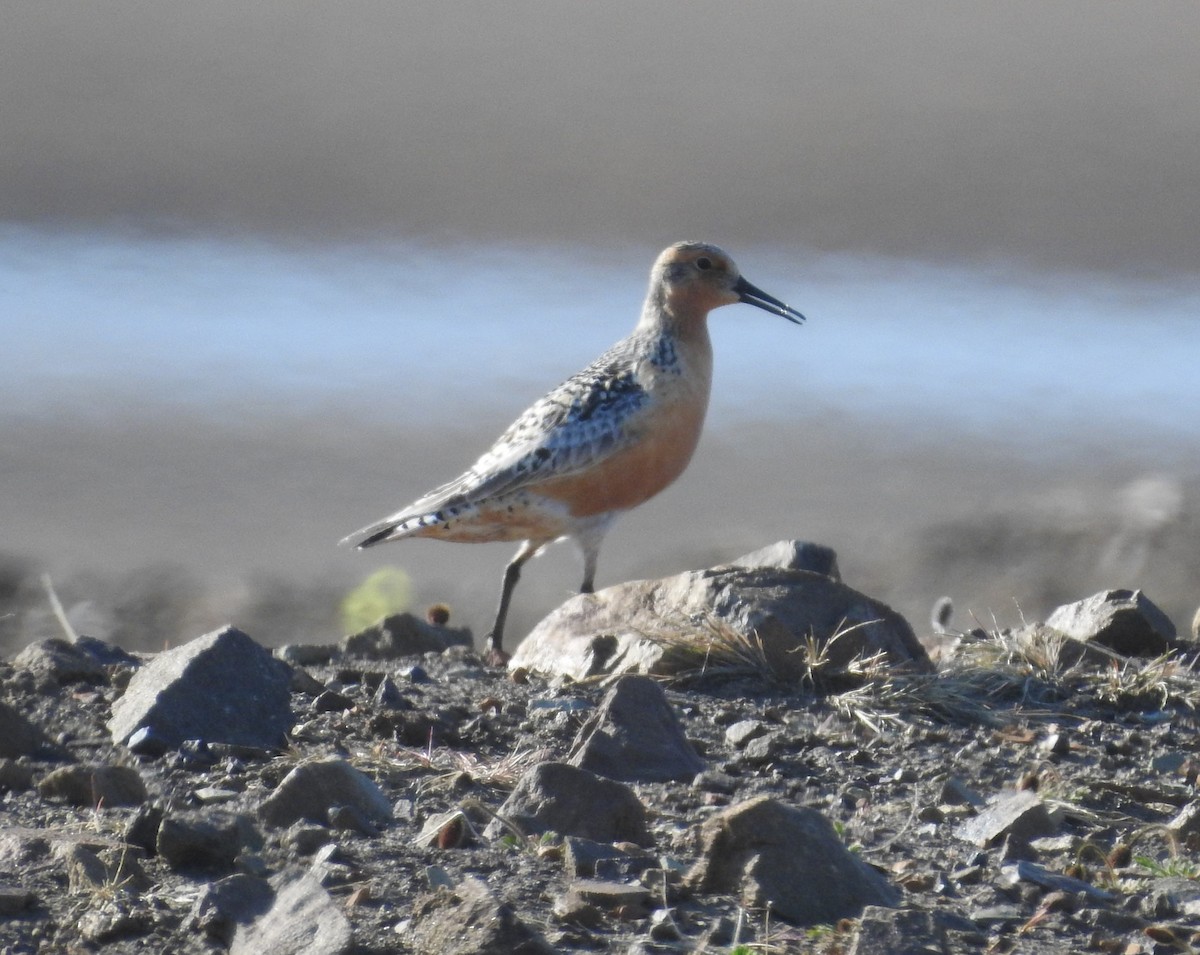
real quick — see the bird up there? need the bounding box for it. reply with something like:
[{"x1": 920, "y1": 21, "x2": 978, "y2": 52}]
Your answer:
[{"x1": 342, "y1": 241, "x2": 804, "y2": 662}]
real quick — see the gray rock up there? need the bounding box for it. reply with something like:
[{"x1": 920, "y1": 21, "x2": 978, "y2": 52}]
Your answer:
[
  {"x1": 282, "y1": 823, "x2": 335, "y2": 856},
  {"x1": 259, "y1": 756, "x2": 393, "y2": 830},
  {"x1": 696, "y1": 914, "x2": 748, "y2": 949},
  {"x1": 566, "y1": 675, "x2": 704, "y2": 783},
  {"x1": 563, "y1": 836, "x2": 648, "y2": 879},
  {"x1": 1040, "y1": 728, "x2": 1071, "y2": 755},
  {"x1": 741, "y1": 732, "x2": 780, "y2": 765},
  {"x1": 194, "y1": 785, "x2": 240, "y2": 806},
  {"x1": 57, "y1": 842, "x2": 149, "y2": 895},
  {"x1": 75, "y1": 898, "x2": 153, "y2": 945},
  {"x1": 327, "y1": 803, "x2": 380, "y2": 837},
  {"x1": 685, "y1": 795, "x2": 900, "y2": 925},
  {"x1": 126, "y1": 726, "x2": 171, "y2": 757},
  {"x1": 950, "y1": 865, "x2": 984, "y2": 886},
  {"x1": 509, "y1": 553, "x2": 929, "y2": 681},
  {"x1": 0, "y1": 885, "x2": 35, "y2": 916},
  {"x1": 939, "y1": 777, "x2": 986, "y2": 808},
  {"x1": 1152, "y1": 751, "x2": 1188, "y2": 773},
  {"x1": 289, "y1": 666, "x2": 327, "y2": 696},
  {"x1": 157, "y1": 808, "x2": 258, "y2": 871},
  {"x1": 74, "y1": 635, "x2": 140, "y2": 667},
  {"x1": 0, "y1": 758, "x2": 34, "y2": 792},
  {"x1": 59, "y1": 844, "x2": 105, "y2": 894},
  {"x1": 849, "y1": 906, "x2": 946, "y2": 955},
  {"x1": 0, "y1": 825, "x2": 121, "y2": 873},
  {"x1": 558, "y1": 878, "x2": 650, "y2": 914},
  {"x1": 1143, "y1": 876, "x2": 1200, "y2": 919},
  {"x1": 400, "y1": 664, "x2": 432, "y2": 684},
  {"x1": 484, "y1": 761, "x2": 650, "y2": 846},
  {"x1": 967, "y1": 904, "x2": 1023, "y2": 926},
  {"x1": 372, "y1": 674, "x2": 411, "y2": 709},
  {"x1": 340, "y1": 612, "x2": 471, "y2": 659},
  {"x1": 1045, "y1": 589, "x2": 1178, "y2": 659},
  {"x1": 312, "y1": 689, "x2": 354, "y2": 713},
  {"x1": 188, "y1": 873, "x2": 275, "y2": 945},
  {"x1": 529, "y1": 696, "x2": 593, "y2": 717},
  {"x1": 230, "y1": 870, "x2": 352, "y2": 955},
  {"x1": 12, "y1": 637, "x2": 106, "y2": 684},
  {"x1": 725, "y1": 719, "x2": 768, "y2": 748},
  {"x1": 999, "y1": 833, "x2": 1038, "y2": 862},
  {"x1": 729, "y1": 540, "x2": 841, "y2": 580},
  {"x1": 999, "y1": 859, "x2": 1116, "y2": 903},
  {"x1": 407, "y1": 876, "x2": 558, "y2": 955},
  {"x1": 276, "y1": 644, "x2": 338, "y2": 667},
  {"x1": 955, "y1": 789, "x2": 1056, "y2": 848},
  {"x1": 307, "y1": 842, "x2": 359, "y2": 887},
  {"x1": 124, "y1": 804, "x2": 164, "y2": 855},
  {"x1": 0, "y1": 701, "x2": 47, "y2": 758},
  {"x1": 694, "y1": 770, "x2": 738, "y2": 795},
  {"x1": 1167, "y1": 800, "x2": 1200, "y2": 851},
  {"x1": 108, "y1": 625, "x2": 292, "y2": 749},
  {"x1": 551, "y1": 884, "x2": 605, "y2": 929},
  {"x1": 37, "y1": 763, "x2": 147, "y2": 808}
]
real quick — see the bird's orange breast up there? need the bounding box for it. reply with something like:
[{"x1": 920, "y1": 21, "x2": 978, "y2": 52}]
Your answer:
[{"x1": 535, "y1": 392, "x2": 709, "y2": 517}]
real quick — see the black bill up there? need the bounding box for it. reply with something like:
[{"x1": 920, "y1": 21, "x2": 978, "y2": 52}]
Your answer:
[{"x1": 734, "y1": 275, "x2": 805, "y2": 325}]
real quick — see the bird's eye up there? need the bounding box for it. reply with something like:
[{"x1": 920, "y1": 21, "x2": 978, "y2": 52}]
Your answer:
[{"x1": 696, "y1": 257, "x2": 712, "y2": 270}]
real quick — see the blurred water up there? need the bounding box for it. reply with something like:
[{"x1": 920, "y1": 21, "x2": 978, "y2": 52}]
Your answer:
[
  {"x1": 5, "y1": 225, "x2": 1199, "y2": 443},
  {"x1": 4, "y1": 225, "x2": 1199, "y2": 652}
]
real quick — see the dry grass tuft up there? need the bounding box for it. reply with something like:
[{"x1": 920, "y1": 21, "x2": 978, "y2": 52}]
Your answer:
[
  {"x1": 630, "y1": 612, "x2": 779, "y2": 683},
  {"x1": 636, "y1": 609, "x2": 1200, "y2": 733},
  {"x1": 1092, "y1": 650, "x2": 1200, "y2": 710},
  {"x1": 374, "y1": 743, "x2": 549, "y2": 792},
  {"x1": 944, "y1": 621, "x2": 1200, "y2": 713},
  {"x1": 636, "y1": 612, "x2": 1001, "y2": 728}
]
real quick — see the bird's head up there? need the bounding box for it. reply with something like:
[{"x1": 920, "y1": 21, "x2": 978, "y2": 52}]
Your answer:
[{"x1": 649, "y1": 241, "x2": 805, "y2": 326}]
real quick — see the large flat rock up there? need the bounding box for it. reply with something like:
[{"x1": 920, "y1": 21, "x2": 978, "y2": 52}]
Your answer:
[{"x1": 510, "y1": 543, "x2": 930, "y2": 681}]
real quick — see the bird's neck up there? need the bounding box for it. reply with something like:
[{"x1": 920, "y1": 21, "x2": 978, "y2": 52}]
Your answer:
[
  {"x1": 633, "y1": 298, "x2": 713, "y2": 391},
  {"x1": 636, "y1": 291, "x2": 710, "y2": 341}
]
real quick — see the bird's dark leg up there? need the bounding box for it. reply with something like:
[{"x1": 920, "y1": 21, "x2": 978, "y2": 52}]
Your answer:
[
  {"x1": 485, "y1": 541, "x2": 539, "y2": 665},
  {"x1": 579, "y1": 526, "x2": 603, "y2": 594}
]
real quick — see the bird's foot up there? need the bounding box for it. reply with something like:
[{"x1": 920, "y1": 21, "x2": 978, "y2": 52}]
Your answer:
[
  {"x1": 484, "y1": 647, "x2": 510, "y2": 668},
  {"x1": 483, "y1": 637, "x2": 510, "y2": 668}
]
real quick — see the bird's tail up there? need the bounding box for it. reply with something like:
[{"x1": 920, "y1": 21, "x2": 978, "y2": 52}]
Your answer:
[{"x1": 339, "y1": 517, "x2": 410, "y2": 549}]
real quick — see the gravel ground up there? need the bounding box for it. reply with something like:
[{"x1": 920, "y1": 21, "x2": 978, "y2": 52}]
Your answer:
[{"x1": 2, "y1": 615, "x2": 1200, "y2": 954}]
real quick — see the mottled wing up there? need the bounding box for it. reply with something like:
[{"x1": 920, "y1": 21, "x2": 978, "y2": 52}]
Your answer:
[
  {"x1": 344, "y1": 336, "x2": 651, "y2": 545},
  {"x1": 454, "y1": 350, "x2": 649, "y2": 502}
]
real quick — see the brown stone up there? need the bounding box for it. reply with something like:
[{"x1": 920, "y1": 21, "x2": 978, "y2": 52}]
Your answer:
[
  {"x1": 510, "y1": 545, "x2": 930, "y2": 681},
  {"x1": 685, "y1": 795, "x2": 899, "y2": 925}
]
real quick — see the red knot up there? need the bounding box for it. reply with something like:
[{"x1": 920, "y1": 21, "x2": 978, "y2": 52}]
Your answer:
[{"x1": 343, "y1": 241, "x2": 804, "y2": 662}]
